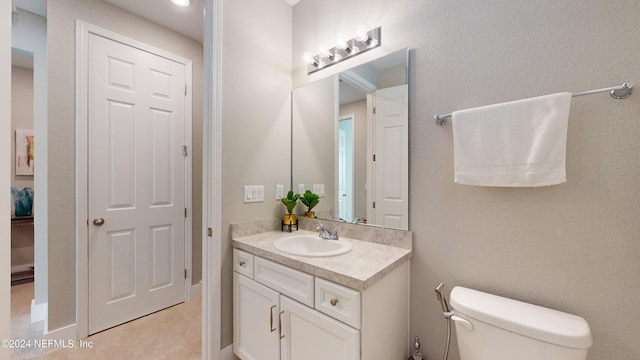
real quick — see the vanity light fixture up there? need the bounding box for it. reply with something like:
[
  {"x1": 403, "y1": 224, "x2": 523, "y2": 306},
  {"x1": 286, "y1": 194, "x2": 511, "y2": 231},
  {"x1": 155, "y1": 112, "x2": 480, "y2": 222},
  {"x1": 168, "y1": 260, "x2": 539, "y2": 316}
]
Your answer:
[
  {"x1": 303, "y1": 26, "x2": 381, "y2": 74},
  {"x1": 171, "y1": 0, "x2": 191, "y2": 7}
]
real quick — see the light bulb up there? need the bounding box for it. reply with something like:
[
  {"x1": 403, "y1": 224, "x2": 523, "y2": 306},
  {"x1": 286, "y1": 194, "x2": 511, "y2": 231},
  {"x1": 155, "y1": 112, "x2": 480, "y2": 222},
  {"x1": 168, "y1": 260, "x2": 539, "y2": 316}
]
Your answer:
[
  {"x1": 171, "y1": 0, "x2": 190, "y2": 7},
  {"x1": 302, "y1": 52, "x2": 315, "y2": 65},
  {"x1": 336, "y1": 35, "x2": 348, "y2": 50},
  {"x1": 319, "y1": 45, "x2": 330, "y2": 58},
  {"x1": 355, "y1": 26, "x2": 369, "y2": 42}
]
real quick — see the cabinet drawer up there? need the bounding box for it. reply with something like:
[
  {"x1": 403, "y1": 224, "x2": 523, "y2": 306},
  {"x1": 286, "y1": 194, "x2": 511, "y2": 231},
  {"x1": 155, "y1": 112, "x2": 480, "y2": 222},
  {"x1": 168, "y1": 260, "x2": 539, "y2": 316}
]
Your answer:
[
  {"x1": 254, "y1": 257, "x2": 314, "y2": 307},
  {"x1": 315, "y1": 278, "x2": 361, "y2": 329},
  {"x1": 233, "y1": 249, "x2": 254, "y2": 279}
]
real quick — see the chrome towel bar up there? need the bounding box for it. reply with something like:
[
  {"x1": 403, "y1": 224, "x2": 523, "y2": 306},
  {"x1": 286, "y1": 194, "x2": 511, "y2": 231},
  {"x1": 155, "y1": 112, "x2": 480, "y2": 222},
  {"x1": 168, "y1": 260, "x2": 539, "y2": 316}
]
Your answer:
[{"x1": 434, "y1": 81, "x2": 634, "y2": 126}]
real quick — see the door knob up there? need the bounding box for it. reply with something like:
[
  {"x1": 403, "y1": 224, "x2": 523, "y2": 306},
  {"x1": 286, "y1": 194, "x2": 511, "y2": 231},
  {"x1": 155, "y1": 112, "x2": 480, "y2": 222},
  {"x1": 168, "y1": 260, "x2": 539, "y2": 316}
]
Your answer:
[{"x1": 93, "y1": 218, "x2": 105, "y2": 226}]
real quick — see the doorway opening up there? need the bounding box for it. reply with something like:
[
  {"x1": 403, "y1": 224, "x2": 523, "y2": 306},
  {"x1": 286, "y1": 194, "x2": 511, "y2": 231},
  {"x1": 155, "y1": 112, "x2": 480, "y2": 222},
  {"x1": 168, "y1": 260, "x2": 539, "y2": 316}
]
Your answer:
[{"x1": 338, "y1": 116, "x2": 354, "y2": 222}]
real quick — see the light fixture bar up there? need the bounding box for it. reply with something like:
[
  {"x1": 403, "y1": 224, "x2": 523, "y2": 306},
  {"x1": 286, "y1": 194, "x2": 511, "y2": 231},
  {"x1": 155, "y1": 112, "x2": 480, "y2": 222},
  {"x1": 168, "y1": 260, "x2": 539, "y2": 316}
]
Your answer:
[{"x1": 305, "y1": 26, "x2": 381, "y2": 74}]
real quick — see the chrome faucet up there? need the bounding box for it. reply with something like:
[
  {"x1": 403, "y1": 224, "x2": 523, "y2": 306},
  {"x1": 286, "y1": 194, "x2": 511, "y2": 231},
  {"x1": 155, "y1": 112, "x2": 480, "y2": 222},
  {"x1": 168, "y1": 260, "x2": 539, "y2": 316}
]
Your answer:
[{"x1": 316, "y1": 222, "x2": 342, "y2": 240}]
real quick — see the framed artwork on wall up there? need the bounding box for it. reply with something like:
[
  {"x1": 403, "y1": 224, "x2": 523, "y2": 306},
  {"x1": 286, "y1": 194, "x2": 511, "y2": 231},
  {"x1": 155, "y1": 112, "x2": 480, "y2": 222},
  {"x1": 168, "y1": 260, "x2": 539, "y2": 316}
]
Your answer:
[{"x1": 15, "y1": 128, "x2": 34, "y2": 176}]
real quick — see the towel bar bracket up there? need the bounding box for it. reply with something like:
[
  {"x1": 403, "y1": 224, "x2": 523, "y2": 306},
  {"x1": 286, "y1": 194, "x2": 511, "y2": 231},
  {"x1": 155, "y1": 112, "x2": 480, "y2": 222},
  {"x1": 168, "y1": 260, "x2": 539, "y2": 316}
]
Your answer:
[{"x1": 610, "y1": 81, "x2": 633, "y2": 99}]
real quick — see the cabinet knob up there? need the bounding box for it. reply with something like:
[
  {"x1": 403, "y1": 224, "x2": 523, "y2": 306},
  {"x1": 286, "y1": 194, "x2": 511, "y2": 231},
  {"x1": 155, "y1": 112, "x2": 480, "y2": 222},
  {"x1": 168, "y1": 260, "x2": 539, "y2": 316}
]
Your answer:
[
  {"x1": 330, "y1": 298, "x2": 339, "y2": 306},
  {"x1": 239, "y1": 260, "x2": 246, "y2": 267}
]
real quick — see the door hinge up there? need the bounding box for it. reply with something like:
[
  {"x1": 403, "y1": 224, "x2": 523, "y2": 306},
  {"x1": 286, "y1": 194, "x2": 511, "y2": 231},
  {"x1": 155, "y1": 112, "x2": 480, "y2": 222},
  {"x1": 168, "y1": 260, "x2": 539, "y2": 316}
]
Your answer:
[
  {"x1": 207, "y1": 227, "x2": 212, "y2": 237},
  {"x1": 373, "y1": 201, "x2": 376, "y2": 209},
  {"x1": 184, "y1": 269, "x2": 188, "y2": 279},
  {"x1": 185, "y1": 84, "x2": 187, "y2": 96},
  {"x1": 182, "y1": 145, "x2": 188, "y2": 157},
  {"x1": 184, "y1": 208, "x2": 187, "y2": 218}
]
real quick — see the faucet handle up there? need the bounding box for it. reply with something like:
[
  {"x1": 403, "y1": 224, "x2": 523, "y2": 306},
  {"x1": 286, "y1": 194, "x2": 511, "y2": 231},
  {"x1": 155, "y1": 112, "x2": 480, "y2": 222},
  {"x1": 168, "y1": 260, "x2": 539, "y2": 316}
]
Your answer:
[{"x1": 330, "y1": 225, "x2": 343, "y2": 240}]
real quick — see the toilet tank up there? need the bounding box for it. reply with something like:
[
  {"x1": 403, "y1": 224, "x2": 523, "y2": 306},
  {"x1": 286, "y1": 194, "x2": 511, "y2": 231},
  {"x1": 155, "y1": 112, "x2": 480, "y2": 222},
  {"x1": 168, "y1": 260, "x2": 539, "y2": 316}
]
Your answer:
[{"x1": 450, "y1": 287, "x2": 592, "y2": 360}]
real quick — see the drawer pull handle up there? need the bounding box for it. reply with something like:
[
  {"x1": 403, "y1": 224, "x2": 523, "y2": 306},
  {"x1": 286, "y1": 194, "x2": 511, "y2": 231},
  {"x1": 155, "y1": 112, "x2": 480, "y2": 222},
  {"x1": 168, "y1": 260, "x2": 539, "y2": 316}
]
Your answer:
[
  {"x1": 279, "y1": 311, "x2": 285, "y2": 339},
  {"x1": 239, "y1": 260, "x2": 246, "y2": 267},
  {"x1": 330, "y1": 298, "x2": 339, "y2": 306},
  {"x1": 269, "y1": 305, "x2": 276, "y2": 332}
]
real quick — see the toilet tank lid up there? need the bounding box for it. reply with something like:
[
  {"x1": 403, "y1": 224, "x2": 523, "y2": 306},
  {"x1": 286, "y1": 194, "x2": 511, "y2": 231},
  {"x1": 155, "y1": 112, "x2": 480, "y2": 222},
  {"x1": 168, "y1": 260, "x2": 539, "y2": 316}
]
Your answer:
[{"x1": 450, "y1": 286, "x2": 593, "y2": 349}]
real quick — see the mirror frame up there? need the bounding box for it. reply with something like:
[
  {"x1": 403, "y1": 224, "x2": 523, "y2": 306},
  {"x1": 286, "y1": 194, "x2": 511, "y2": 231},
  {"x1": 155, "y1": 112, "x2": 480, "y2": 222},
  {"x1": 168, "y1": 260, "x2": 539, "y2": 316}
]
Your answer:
[{"x1": 292, "y1": 48, "x2": 410, "y2": 229}]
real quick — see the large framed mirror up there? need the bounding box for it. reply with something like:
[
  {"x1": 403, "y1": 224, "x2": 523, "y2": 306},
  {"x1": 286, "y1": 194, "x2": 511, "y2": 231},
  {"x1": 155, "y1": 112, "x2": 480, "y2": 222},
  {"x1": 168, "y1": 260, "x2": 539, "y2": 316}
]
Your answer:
[{"x1": 292, "y1": 48, "x2": 409, "y2": 230}]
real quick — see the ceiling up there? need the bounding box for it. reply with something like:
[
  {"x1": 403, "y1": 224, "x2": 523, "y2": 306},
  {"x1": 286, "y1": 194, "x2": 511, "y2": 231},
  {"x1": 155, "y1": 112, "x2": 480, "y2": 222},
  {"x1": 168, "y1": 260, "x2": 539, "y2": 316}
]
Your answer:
[
  {"x1": 12, "y1": 0, "x2": 300, "y2": 44},
  {"x1": 104, "y1": 0, "x2": 300, "y2": 44},
  {"x1": 105, "y1": 0, "x2": 205, "y2": 43}
]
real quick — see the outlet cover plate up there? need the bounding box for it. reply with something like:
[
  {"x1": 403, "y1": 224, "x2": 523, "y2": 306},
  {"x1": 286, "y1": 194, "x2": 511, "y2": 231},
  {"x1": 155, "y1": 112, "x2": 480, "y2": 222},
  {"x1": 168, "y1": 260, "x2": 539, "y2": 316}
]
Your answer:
[{"x1": 312, "y1": 184, "x2": 325, "y2": 197}]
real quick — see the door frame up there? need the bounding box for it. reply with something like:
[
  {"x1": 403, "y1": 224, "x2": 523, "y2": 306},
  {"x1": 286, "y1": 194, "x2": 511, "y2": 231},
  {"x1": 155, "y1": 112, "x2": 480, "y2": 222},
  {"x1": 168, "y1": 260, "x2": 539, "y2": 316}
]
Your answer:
[
  {"x1": 203, "y1": 0, "x2": 223, "y2": 358},
  {"x1": 1, "y1": 2, "x2": 11, "y2": 358},
  {"x1": 75, "y1": 21, "x2": 193, "y2": 339}
]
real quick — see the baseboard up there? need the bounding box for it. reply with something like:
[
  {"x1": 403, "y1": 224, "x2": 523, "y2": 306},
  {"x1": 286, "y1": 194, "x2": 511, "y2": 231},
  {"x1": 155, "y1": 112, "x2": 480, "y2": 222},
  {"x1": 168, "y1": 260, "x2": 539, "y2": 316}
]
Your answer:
[
  {"x1": 30, "y1": 299, "x2": 46, "y2": 324},
  {"x1": 44, "y1": 323, "x2": 77, "y2": 342},
  {"x1": 191, "y1": 281, "x2": 202, "y2": 299},
  {"x1": 221, "y1": 344, "x2": 237, "y2": 360}
]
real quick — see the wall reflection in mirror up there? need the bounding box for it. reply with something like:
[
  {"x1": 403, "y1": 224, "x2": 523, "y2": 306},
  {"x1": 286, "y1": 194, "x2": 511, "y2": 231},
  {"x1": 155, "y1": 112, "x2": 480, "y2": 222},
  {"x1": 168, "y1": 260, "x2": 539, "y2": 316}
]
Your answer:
[{"x1": 292, "y1": 48, "x2": 409, "y2": 230}]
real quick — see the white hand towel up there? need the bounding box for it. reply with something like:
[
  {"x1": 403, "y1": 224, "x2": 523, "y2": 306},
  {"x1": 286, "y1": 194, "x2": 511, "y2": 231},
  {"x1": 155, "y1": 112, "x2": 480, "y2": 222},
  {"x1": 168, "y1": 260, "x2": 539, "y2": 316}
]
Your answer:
[{"x1": 452, "y1": 92, "x2": 572, "y2": 187}]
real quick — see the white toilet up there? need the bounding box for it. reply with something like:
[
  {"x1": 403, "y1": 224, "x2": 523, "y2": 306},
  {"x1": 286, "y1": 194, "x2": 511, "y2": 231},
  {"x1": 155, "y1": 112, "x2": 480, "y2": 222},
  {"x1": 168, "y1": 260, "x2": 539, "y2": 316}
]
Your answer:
[{"x1": 449, "y1": 286, "x2": 593, "y2": 360}]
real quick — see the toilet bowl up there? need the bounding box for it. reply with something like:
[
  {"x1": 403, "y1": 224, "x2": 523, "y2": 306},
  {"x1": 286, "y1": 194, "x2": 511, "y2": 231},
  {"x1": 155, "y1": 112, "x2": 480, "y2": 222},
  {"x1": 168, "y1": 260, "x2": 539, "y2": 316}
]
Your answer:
[{"x1": 450, "y1": 286, "x2": 593, "y2": 360}]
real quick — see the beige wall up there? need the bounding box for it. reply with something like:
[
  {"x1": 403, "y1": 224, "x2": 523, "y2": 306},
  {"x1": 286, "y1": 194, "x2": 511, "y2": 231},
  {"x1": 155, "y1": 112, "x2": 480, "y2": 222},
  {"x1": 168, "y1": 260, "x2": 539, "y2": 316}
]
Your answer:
[
  {"x1": 2, "y1": 0, "x2": 13, "y2": 357},
  {"x1": 339, "y1": 99, "x2": 367, "y2": 219},
  {"x1": 47, "y1": 0, "x2": 203, "y2": 331},
  {"x1": 293, "y1": 1, "x2": 640, "y2": 359},
  {"x1": 220, "y1": 0, "x2": 293, "y2": 348},
  {"x1": 11, "y1": 65, "x2": 34, "y2": 190}
]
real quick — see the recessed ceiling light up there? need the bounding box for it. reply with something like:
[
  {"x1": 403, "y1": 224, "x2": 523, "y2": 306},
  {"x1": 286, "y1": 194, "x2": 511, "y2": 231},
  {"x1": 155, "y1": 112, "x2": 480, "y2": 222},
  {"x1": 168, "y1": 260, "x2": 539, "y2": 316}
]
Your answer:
[{"x1": 171, "y1": 0, "x2": 190, "y2": 7}]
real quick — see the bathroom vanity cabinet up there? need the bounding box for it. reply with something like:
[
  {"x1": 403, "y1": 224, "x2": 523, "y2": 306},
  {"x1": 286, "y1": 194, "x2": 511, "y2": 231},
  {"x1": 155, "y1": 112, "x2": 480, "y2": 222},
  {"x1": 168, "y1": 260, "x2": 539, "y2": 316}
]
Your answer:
[{"x1": 232, "y1": 248, "x2": 409, "y2": 360}]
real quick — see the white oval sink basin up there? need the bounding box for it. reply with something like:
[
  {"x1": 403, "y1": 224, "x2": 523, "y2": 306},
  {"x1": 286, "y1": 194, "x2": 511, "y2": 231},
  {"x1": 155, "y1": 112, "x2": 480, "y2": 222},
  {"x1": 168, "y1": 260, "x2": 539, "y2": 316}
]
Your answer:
[{"x1": 274, "y1": 235, "x2": 352, "y2": 257}]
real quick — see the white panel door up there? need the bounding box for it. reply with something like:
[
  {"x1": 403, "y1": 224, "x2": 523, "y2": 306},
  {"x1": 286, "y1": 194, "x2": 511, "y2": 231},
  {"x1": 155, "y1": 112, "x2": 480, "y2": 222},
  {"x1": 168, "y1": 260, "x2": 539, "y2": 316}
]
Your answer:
[
  {"x1": 233, "y1": 273, "x2": 280, "y2": 360},
  {"x1": 372, "y1": 85, "x2": 408, "y2": 229},
  {"x1": 280, "y1": 295, "x2": 359, "y2": 360},
  {"x1": 88, "y1": 33, "x2": 186, "y2": 334}
]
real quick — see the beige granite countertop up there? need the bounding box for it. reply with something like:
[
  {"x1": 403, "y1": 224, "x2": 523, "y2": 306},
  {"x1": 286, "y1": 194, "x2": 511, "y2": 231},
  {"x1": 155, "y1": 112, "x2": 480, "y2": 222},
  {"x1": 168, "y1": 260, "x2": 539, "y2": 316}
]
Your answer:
[{"x1": 232, "y1": 230, "x2": 412, "y2": 291}]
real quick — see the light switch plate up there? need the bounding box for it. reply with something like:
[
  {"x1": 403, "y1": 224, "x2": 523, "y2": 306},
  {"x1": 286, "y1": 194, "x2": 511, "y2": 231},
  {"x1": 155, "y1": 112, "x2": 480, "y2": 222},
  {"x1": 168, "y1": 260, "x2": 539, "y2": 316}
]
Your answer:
[
  {"x1": 243, "y1": 185, "x2": 264, "y2": 203},
  {"x1": 298, "y1": 184, "x2": 305, "y2": 194},
  {"x1": 312, "y1": 184, "x2": 325, "y2": 197},
  {"x1": 276, "y1": 184, "x2": 284, "y2": 200}
]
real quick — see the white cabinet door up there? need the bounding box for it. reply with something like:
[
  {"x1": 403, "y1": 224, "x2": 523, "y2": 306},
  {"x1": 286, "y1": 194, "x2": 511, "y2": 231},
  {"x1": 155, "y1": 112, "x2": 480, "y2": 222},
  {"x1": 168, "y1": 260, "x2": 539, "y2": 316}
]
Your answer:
[
  {"x1": 280, "y1": 296, "x2": 359, "y2": 360},
  {"x1": 233, "y1": 273, "x2": 280, "y2": 360}
]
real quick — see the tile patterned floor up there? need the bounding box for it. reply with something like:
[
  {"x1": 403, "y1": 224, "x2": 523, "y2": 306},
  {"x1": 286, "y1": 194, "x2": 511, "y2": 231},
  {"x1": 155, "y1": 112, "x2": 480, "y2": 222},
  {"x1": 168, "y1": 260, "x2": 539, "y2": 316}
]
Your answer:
[{"x1": 10, "y1": 283, "x2": 201, "y2": 360}]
